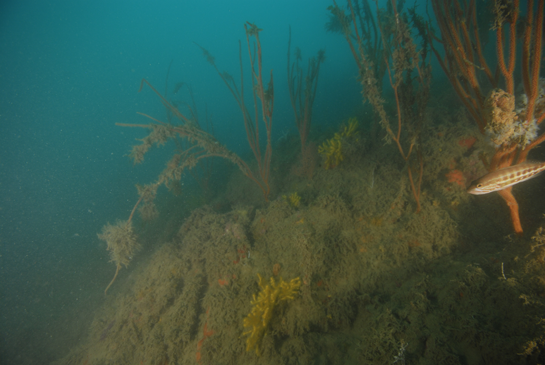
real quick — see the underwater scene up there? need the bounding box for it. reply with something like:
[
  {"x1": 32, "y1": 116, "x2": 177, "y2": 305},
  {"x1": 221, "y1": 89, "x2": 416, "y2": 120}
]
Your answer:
[{"x1": 1, "y1": 0, "x2": 545, "y2": 364}]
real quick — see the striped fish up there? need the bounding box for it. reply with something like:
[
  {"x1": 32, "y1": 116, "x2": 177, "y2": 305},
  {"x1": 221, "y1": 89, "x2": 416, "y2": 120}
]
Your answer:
[{"x1": 467, "y1": 161, "x2": 545, "y2": 195}]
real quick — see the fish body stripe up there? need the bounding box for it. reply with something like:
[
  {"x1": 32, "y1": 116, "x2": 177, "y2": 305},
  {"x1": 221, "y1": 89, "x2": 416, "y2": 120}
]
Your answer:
[{"x1": 467, "y1": 162, "x2": 545, "y2": 195}]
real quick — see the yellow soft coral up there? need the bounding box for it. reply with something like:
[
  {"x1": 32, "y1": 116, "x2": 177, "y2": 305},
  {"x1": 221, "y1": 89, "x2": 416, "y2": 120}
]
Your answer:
[
  {"x1": 283, "y1": 192, "x2": 301, "y2": 208},
  {"x1": 318, "y1": 117, "x2": 359, "y2": 169},
  {"x1": 341, "y1": 117, "x2": 359, "y2": 138},
  {"x1": 318, "y1": 137, "x2": 344, "y2": 169},
  {"x1": 243, "y1": 274, "x2": 301, "y2": 355}
]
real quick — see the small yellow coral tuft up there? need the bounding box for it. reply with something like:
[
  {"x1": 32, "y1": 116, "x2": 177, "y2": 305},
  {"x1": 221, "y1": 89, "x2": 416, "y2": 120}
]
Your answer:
[
  {"x1": 283, "y1": 192, "x2": 301, "y2": 208},
  {"x1": 243, "y1": 274, "x2": 301, "y2": 355},
  {"x1": 341, "y1": 117, "x2": 359, "y2": 138},
  {"x1": 318, "y1": 117, "x2": 359, "y2": 169},
  {"x1": 318, "y1": 137, "x2": 343, "y2": 169}
]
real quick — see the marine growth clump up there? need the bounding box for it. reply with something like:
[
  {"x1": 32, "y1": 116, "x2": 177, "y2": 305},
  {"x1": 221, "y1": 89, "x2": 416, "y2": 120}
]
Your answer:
[
  {"x1": 318, "y1": 117, "x2": 359, "y2": 169},
  {"x1": 243, "y1": 274, "x2": 301, "y2": 355}
]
